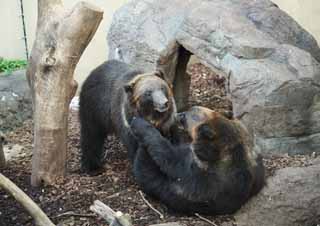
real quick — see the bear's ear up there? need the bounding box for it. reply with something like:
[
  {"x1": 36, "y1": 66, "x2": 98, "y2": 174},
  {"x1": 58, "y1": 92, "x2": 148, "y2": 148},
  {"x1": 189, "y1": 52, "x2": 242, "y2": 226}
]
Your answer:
[
  {"x1": 0, "y1": 134, "x2": 6, "y2": 144},
  {"x1": 124, "y1": 82, "x2": 134, "y2": 94},
  {"x1": 198, "y1": 124, "x2": 215, "y2": 140},
  {"x1": 154, "y1": 69, "x2": 165, "y2": 80},
  {"x1": 220, "y1": 110, "x2": 233, "y2": 119}
]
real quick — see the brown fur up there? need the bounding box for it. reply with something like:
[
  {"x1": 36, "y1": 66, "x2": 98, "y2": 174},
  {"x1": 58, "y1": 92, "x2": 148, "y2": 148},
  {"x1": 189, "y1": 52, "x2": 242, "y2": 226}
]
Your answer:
[
  {"x1": 127, "y1": 74, "x2": 176, "y2": 132},
  {"x1": 130, "y1": 106, "x2": 265, "y2": 215},
  {"x1": 180, "y1": 106, "x2": 261, "y2": 185},
  {"x1": 79, "y1": 60, "x2": 176, "y2": 171}
]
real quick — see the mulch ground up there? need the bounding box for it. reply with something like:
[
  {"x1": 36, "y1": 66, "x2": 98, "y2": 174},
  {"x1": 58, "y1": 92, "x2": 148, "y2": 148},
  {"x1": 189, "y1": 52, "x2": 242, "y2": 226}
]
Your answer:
[{"x1": 0, "y1": 63, "x2": 315, "y2": 226}]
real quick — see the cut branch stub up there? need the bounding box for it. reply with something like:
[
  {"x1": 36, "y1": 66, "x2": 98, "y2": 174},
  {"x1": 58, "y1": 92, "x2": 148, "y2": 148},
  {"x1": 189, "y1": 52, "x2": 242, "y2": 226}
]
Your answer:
[{"x1": 27, "y1": 0, "x2": 103, "y2": 186}]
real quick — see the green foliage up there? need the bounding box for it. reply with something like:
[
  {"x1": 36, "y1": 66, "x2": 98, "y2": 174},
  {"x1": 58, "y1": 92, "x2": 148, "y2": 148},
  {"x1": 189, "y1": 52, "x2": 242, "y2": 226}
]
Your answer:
[{"x1": 0, "y1": 58, "x2": 27, "y2": 75}]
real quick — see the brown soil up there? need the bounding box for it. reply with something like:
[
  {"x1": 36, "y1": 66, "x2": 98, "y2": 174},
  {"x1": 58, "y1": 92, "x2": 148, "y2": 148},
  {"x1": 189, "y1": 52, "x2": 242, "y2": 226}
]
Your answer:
[{"x1": 0, "y1": 63, "x2": 314, "y2": 226}]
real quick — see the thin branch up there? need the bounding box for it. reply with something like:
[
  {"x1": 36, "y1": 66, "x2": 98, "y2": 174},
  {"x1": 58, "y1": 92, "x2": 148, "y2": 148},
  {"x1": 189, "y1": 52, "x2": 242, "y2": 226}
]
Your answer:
[
  {"x1": 54, "y1": 211, "x2": 96, "y2": 219},
  {"x1": 0, "y1": 173, "x2": 54, "y2": 226},
  {"x1": 106, "y1": 192, "x2": 121, "y2": 199},
  {"x1": 138, "y1": 190, "x2": 164, "y2": 219},
  {"x1": 195, "y1": 213, "x2": 218, "y2": 226}
]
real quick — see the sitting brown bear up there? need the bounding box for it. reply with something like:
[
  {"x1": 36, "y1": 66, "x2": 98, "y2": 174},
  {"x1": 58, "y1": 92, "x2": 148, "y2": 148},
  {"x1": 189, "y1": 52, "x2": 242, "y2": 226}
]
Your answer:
[
  {"x1": 79, "y1": 60, "x2": 176, "y2": 171},
  {"x1": 131, "y1": 106, "x2": 265, "y2": 215}
]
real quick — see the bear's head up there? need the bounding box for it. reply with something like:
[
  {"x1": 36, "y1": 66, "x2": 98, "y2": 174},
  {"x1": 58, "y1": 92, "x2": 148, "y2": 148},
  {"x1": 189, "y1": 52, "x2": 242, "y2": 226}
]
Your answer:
[
  {"x1": 124, "y1": 70, "x2": 176, "y2": 133},
  {"x1": 177, "y1": 106, "x2": 256, "y2": 168}
]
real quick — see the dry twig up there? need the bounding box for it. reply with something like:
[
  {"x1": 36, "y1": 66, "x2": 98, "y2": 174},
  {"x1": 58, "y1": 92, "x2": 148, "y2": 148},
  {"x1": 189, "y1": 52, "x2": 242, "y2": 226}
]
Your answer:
[
  {"x1": 195, "y1": 213, "x2": 218, "y2": 226},
  {"x1": 106, "y1": 191, "x2": 121, "y2": 199},
  {"x1": 54, "y1": 211, "x2": 96, "y2": 218},
  {"x1": 138, "y1": 190, "x2": 164, "y2": 219}
]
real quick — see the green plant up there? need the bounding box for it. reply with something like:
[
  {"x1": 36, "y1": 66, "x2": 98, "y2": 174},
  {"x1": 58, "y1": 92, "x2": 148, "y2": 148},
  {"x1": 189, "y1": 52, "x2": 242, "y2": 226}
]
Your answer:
[{"x1": 0, "y1": 58, "x2": 27, "y2": 75}]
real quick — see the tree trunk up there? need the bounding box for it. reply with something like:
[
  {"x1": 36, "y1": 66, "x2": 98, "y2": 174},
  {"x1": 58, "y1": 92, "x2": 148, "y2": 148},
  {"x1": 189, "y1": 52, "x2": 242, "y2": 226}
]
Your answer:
[{"x1": 27, "y1": 0, "x2": 103, "y2": 186}]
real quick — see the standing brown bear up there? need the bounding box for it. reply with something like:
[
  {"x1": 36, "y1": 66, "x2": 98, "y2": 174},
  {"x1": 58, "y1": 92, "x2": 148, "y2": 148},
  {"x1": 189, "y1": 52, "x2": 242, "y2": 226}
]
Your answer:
[
  {"x1": 131, "y1": 106, "x2": 265, "y2": 215},
  {"x1": 79, "y1": 60, "x2": 176, "y2": 171}
]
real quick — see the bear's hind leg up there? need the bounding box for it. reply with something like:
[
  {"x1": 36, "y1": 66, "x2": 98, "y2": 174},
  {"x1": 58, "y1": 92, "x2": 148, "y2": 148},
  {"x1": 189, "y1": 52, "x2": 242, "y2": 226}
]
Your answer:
[{"x1": 80, "y1": 122, "x2": 106, "y2": 172}]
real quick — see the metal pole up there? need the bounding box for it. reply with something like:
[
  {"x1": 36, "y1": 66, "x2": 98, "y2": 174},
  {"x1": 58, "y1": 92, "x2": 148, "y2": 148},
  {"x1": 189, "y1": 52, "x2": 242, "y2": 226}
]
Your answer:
[{"x1": 19, "y1": 0, "x2": 29, "y2": 59}]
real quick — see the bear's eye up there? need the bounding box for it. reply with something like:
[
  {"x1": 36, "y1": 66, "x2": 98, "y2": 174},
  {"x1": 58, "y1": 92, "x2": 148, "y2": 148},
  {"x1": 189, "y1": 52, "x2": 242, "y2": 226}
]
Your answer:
[
  {"x1": 198, "y1": 124, "x2": 215, "y2": 140},
  {"x1": 160, "y1": 87, "x2": 168, "y2": 96},
  {"x1": 145, "y1": 90, "x2": 152, "y2": 97}
]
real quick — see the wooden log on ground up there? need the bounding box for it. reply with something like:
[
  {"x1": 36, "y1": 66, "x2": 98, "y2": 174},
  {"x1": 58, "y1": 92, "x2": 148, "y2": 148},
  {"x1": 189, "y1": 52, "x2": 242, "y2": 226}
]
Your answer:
[
  {"x1": 0, "y1": 173, "x2": 55, "y2": 226},
  {"x1": 90, "y1": 200, "x2": 132, "y2": 226},
  {"x1": 27, "y1": 0, "x2": 103, "y2": 186}
]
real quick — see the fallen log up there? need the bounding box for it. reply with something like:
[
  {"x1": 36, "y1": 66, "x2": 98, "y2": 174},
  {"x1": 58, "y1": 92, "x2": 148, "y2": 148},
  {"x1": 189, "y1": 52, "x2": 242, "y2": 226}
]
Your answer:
[
  {"x1": 0, "y1": 173, "x2": 55, "y2": 226},
  {"x1": 90, "y1": 200, "x2": 132, "y2": 226}
]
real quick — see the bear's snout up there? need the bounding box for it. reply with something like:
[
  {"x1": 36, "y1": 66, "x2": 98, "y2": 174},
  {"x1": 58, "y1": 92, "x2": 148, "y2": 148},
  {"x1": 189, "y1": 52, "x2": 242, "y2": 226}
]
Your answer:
[
  {"x1": 156, "y1": 101, "x2": 169, "y2": 113},
  {"x1": 152, "y1": 91, "x2": 169, "y2": 113}
]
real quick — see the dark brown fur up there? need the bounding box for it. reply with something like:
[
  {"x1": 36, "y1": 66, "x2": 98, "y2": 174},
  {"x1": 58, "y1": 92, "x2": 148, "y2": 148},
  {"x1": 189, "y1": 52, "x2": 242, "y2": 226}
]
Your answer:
[
  {"x1": 79, "y1": 60, "x2": 176, "y2": 171},
  {"x1": 130, "y1": 106, "x2": 265, "y2": 215}
]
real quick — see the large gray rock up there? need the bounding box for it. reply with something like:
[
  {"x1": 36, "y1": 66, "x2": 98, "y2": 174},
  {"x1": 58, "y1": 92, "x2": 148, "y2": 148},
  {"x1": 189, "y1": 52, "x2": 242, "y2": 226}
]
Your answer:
[
  {"x1": 235, "y1": 162, "x2": 320, "y2": 226},
  {"x1": 0, "y1": 70, "x2": 32, "y2": 131},
  {"x1": 108, "y1": 0, "x2": 320, "y2": 155}
]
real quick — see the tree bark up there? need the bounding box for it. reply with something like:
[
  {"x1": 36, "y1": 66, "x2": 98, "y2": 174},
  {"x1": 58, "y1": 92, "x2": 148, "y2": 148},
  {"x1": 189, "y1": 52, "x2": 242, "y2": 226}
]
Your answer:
[
  {"x1": 0, "y1": 173, "x2": 55, "y2": 226},
  {"x1": 27, "y1": 0, "x2": 103, "y2": 186}
]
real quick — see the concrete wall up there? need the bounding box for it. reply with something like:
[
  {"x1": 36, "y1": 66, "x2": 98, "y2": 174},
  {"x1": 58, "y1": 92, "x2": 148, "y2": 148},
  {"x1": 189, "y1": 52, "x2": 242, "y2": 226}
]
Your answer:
[
  {"x1": 0, "y1": 1, "x2": 27, "y2": 59},
  {"x1": 1, "y1": 0, "x2": 319, "y2": 88},
  {"x1": 1, "y1": 0, "x2": 128, "y2": 87}
]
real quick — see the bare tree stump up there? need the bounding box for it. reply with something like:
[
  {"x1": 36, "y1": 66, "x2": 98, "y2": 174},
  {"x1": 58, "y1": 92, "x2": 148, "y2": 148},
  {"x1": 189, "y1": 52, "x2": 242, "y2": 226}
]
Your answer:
[
  {"x1": 0, "y1": 132, "x2": 6, "y2": 168},
  {"x1": 27, "y1": 0, "x2": 103, "y2": 186},
  {"x1": 0, "y1": 173, "x2": 54, "y2": 226}
]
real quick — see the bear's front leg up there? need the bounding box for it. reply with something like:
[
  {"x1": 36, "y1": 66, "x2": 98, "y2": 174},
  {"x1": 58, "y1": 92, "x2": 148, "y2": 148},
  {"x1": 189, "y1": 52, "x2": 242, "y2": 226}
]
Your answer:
[
  {"x1": 130, "y1": 117, "x2": 160, "y2": 140},
  {"x1": 130, "y1": 117, "x2": 190, "y2": 179},
  {"x1": 120, "y1": 129, "x2": 139, "y2": 163}
]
